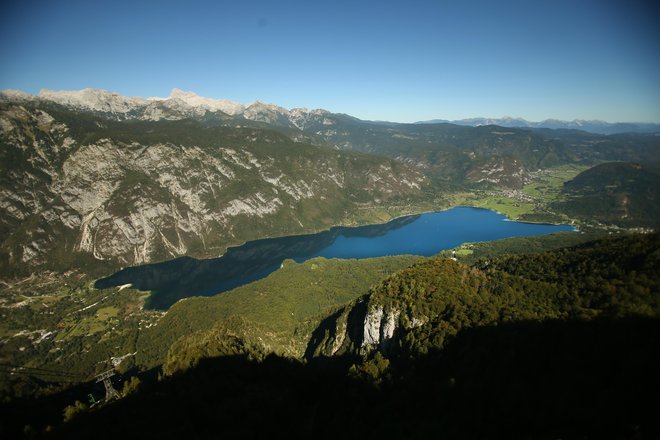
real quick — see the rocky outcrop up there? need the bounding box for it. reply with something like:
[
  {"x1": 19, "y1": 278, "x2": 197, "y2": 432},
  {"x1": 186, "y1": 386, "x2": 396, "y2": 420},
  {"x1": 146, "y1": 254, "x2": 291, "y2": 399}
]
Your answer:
[
  {"x1": 361, "y1": 303, "x2": 400, "y2": 353},
  {"x1": 305, "y1": 296, "x2": 405, "y2": 359},
  {"x1": 362, "y1": 305, "x2": 383, "y2": 346}
]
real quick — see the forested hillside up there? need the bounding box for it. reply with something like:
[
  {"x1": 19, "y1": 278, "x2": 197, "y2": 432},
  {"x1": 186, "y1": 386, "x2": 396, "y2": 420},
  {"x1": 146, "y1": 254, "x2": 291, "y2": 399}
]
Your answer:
[
  {"x1": 554, "y1": 162, "x2": 660, "y2": 229},
  {"x1": 8, "y1": 233, "x2": 656, "y2": 439},
  {"x1": 303, "y1": 233, "x2": 659, "y2": 360}
]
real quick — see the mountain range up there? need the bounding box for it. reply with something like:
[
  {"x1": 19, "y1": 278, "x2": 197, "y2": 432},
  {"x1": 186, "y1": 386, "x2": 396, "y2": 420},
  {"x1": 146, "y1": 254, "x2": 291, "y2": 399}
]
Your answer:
[
  {"x1": 0, "y1": 88, "x2": 331, "y2": 129},
  {"x1": 2, "y1": 87, "x2": 660, "y2": 438},
  {"x1": 416, "y1": 116, "x2": 660, "y2": 135},
  {"x1": 0, "y1": 101, "x2": 426, "y2": 274},
  {"x1": 11, "y1": 87, "x2": 657, "y2": 188},
  {"x1": 4, "y1": 87, "x2": 659, "y2": 135},
  {"x1": 2, "y1": 87, "x2": 660, "y2": 275}
]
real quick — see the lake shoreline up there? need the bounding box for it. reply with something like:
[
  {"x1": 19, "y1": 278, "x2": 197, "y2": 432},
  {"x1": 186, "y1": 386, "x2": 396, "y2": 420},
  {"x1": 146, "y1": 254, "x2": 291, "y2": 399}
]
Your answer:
[
  {"x1": 218, "y1": 202, "x2": 576, "y2": 259},
  {"x1": 97, "y1": 207, "x2": 574, "y2": 310}
]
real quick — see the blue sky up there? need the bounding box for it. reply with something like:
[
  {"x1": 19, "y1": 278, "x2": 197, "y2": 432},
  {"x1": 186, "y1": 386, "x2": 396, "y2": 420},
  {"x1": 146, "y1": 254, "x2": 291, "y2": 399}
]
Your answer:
[{"x1": 1, "y1": 0, "x2": 659, "y2": 122}]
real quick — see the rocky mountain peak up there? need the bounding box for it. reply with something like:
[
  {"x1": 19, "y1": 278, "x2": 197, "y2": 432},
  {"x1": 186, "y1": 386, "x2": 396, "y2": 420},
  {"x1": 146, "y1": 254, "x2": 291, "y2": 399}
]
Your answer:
[
  {"x1": 0, "y1": 89, "x2": 35, "y2": 102},
  {"x1": 37, "y1": 88, "x2": 147, "y2": 114},
  {"x1": 160, "y1": 88, "x2": 245, "y2": 115}
]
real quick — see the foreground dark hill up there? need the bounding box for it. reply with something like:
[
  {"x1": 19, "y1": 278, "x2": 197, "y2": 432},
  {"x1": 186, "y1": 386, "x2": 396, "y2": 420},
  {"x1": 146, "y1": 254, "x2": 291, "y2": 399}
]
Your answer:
[
  {"x1": 42, "y1": 319, "x2": 660, "y2": 440},
  {"x1": 555, "y1": 162, "x2": 660, "y2": 229},
  {"x1": 302, "y1": 233, "x2": 660, "y2": 360},
  {"x1": 4, "y1": 233, "x2": 652, "y2": 439}
]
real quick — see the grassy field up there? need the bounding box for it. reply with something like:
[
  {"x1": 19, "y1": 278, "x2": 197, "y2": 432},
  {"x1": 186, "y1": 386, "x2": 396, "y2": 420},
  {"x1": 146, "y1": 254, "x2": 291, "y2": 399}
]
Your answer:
[
  {"x1": 466, "y1": 196, "x2": 536, "y2": 219},
  {"x1": 522, "y1": 164, "x2": 590, "y2": 201},
  {"x1": 460, "y1": 164, "x2": 590, "y2": 221}
]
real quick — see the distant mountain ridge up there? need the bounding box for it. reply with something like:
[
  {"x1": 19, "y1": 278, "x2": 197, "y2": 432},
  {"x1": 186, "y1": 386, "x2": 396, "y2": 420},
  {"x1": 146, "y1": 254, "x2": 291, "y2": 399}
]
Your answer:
[
  {"x1": 3, "y1": 87, "x2": 660, "y2": 194},
  {"x1": 3, "y1": 88, "x2": 659, "y2": 135},
  {"x1": 416, "y1": 116, "x2": 660, "y2": 135},
  {"x1": 0, "y1": 87, "x2": 330, "y2": 128}
]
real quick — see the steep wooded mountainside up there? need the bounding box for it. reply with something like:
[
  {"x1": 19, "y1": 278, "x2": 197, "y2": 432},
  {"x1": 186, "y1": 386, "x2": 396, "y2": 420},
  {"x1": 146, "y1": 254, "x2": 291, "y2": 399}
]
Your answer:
[
  {"x1": 303, "y1": 233, "x2": 659, "y2": 360},
  {"x1": 0, "y1": 102, "x2": 427, "y2": 274},
  {"x1": 554, "y1": 162, "x2": 660, "y2": 229},
  {"x1": 288, "y1": 116, "x2": 575, "y2": 187},
  {"x1": 288, "y1": 114, "x2": 660, "y2": 188}
]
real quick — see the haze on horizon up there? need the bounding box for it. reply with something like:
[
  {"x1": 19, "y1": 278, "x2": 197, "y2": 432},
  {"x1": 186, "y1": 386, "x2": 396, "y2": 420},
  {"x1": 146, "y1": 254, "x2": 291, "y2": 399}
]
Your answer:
[{"x1": 1, "y1": 0, "x2": 659, "y2": 124}]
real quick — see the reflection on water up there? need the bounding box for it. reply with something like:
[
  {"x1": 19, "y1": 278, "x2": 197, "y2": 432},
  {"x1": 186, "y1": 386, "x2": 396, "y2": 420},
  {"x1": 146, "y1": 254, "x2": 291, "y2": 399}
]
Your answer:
[
  {"x1": 95, "y1": 215, "x2": 418, "y2": 310},
  {"x1": 95, "y1": 207, "x2": 574, "y2": 310}
]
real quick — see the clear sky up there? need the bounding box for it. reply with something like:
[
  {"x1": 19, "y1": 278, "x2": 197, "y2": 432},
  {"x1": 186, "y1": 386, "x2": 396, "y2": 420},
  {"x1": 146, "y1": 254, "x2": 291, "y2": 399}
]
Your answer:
[{"x1": 1, "y1": 0, "x2": 659, "y2": 123}]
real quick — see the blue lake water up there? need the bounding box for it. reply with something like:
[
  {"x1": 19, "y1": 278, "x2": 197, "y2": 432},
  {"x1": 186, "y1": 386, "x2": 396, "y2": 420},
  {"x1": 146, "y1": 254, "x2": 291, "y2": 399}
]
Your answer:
[{"x1": 95, "y1": 207, "x2": 574, "y2": 310}]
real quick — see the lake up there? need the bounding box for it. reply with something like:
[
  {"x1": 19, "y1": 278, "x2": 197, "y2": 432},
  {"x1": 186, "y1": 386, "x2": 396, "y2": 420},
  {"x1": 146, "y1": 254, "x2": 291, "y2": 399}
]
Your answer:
[{"x1": 95, "y1": 207, "x2": 574, "y2": 310}]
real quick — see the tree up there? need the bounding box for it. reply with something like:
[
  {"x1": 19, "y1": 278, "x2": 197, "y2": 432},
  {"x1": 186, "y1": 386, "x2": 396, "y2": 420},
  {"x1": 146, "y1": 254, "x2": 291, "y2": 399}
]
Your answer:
[{"x1": 62, "y1": 400, "x2": 88, "y2": 423}]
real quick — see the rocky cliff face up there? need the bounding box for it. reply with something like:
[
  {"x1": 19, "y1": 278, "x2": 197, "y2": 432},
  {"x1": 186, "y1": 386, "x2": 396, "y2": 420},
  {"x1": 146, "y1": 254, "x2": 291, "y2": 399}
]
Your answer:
[
  {"x1": 361, "y1": 304, "x2": 401, "y2": 352},
  {"x1": 0, "y1": 102, "x2": 428, "y2": 274},
  {"x1": 306, "y1": 295, "x2": 409, "y2": 358},
  {"x1": 304, "y1": 258, "x2": 490, "y2": 360}
]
